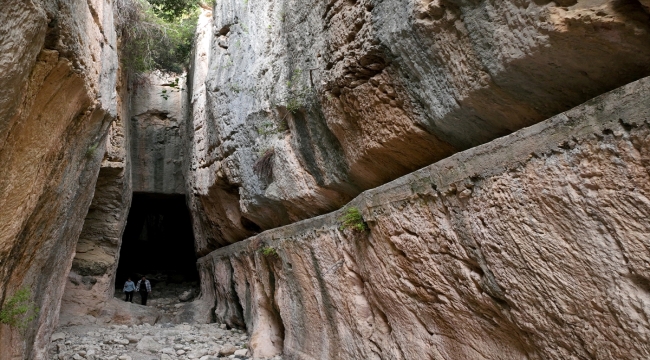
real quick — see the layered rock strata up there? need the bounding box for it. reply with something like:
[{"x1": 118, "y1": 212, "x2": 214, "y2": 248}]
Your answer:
[
  {"x1": 0, "y1": 0, "x2": 119, "y2": 358},
  {"x1": 187, "y1": 0, "x2": 650, "y2": 252},
  {"x1": 197, "y1": 77, "x2": 650, "y2": 359}
]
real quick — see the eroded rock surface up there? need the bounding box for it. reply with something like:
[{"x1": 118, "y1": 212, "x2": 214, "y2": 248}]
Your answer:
[
  {"x1": 0, "y1": 0, "x2": 119, "y2": 358},
  {"x1": 197, "y1": 77, "x2": 650, "y2": 359},
  {"x1": 59, "y1": 73, "x2": 133, "y2": 327},
  {"x1": 187, "y1": 0, "x2": 650, "y2": 252},
  {"x1": 131, "y1": 71, "x2": 187, "y2": 194}
]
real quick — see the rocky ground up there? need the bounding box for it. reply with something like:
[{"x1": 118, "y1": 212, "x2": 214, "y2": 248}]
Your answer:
[
  {"x1": 48, "y1": 283, "x2": 282, "y2": 360},
  {"x1": 47, "y1": 322, "x2": 272, "y2": 360},
  {"x1": 138, "y1": 280, "x2": 199, "y2": 322}
]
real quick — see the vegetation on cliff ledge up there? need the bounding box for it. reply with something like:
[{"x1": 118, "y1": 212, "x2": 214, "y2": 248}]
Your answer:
[
  {"x1": 339, "y1": 207, "x2": 368, "y2": 232},
  {"x1": 114, "y1": 0, "x2": 209, "y2": 74},
  {"x1": 260, "y1": 246, "x2": 278, "y2": 257}
]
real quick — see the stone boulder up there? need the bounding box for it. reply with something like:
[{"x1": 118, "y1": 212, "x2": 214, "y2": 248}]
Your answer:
[
  {"x1": 135, "y1": 336, "x2": 163, "y2": 353},
  {"x1": 179, "y1": 289, "x2": 195, "y2": 302},
  {"x1": 98, "y1": 298, "x2": 161, "y2": 326}
]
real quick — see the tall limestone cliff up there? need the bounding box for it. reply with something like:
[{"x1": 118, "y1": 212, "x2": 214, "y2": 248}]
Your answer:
[
  {"x1": 0, "y1": 0, "x2": 120, "y2": 358},
  {"x1": 1, "y1": 0, "x2": 650, "y2": 359},
  {"x1": 58, "y1": 70, "x2": 133, "y2": 328},
  {"x1": 186, "y1": 0, "x2": 650, "y2": 256},
  {"x1": 188, "y1": 0, "x2": 650, "y2": 358},
  {"x1": 198, "y1": 75, "x2": 650, "y2": 360}
]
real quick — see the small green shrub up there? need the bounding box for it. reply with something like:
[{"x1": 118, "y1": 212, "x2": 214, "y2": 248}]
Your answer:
[
  {"x1": 115, "y1": 0, "x2": 200, "y2": 74},
  {"x1": 260, "y1": 246, "x2": 277, "y2": 257},
  {"x1": 339, "y1": 207, "x2": 368, "y2": 232},
  {"x1": 277, "y1": 68, "x2": 314, "y2": 117},
  {"x1": 257, "y1": 118, "x2": 287, "y2": 136},
  {"x1": 285, "y1": 96, "x2": 302, "y2": 114},
  {"x1": 0, "y1": 288, "x2": 39, "y2": 331}
]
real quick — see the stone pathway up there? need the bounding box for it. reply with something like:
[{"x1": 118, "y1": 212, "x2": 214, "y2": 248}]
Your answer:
[
  {"x1": 49, "y1": 283, "x2": 282, "y2": 360},
  {"x1": 48, "y1": 322, "x2": 282, "y2": 360}
]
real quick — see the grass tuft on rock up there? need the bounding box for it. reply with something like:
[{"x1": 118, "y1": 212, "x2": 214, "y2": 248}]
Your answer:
[
  {"x1": 260, "y1": 246, "x2": 278, "y2": 257},
  {"x1": 0, "y1": 288, "x2": 39, "y2": 331},
  {"x1": 339, "y1": 206, "x2": 368, "y2": 232}
]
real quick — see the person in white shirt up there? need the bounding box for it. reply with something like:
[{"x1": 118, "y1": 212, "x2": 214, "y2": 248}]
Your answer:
[{"x1": 135, "y1": 276, "x2": 152, "y2": 305}]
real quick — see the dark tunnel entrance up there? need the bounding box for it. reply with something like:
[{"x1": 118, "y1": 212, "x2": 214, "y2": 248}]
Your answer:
[{"x1": 115, "y1": 193, "x2": 199, "y2": 288}]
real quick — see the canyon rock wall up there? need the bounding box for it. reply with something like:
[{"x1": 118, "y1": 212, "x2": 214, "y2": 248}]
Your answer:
[
  {"x1": 58, "y1": 69, "x2": 189, "y2": 327},
  {"x1": 198, "y1": 77, "x2": 650, "y2": 359},
  {"x1": 186, "y1": 0, "x2": 650, "y2": 253},
  {"x1": 131, "y1": 71, "x2": 187, "y2": 194},
  {"x1": 0, "y1": 0, "x2": 119, "y2": 358},
  {"x1": 58, "y1": 71, "x2": 133, "y2": 327}
]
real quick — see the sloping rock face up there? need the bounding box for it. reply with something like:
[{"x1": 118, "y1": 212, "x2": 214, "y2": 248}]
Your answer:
[
  {"x1": 131, "y1": 71, "x2": 187, "y2": 194},
  {"x1": 0, "y1": 0, "x2": 118, "y2": 358},
  {"x1": 58, "y1": 69, "x2": 188, "y2": 327},
  {"x1": 198, "y1": 77, "x2": 650, "y2": 359},
  {"x1": 186, "y1": 0, "x2": 650, "y2": 252},
  {"x1": 58, "y1": 72, "x2": 133, "y2": 327}
]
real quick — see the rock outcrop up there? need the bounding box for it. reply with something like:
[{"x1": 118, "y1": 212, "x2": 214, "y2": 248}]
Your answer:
[
  {"x1": 131, "y1": 71, "x2": 187, "y2": 195},
  {"x1": 197, "y1": 77, "x2": 650, "y2": 359},
  {"x1": 58, "y1": 69, "x2": 188, "y2": 329},
  {"x1": 186, "y1": 0, "x2": 650, "y2": 253},
  {"x1": 0, "y1": 0, "x2": 119, "y2": 358},
  {"x1": 59, "y1": 72, "x2": 133, "y2": 327},
  {"x1": 2, "y1": 0, "x2": 650, "y2": 359}
]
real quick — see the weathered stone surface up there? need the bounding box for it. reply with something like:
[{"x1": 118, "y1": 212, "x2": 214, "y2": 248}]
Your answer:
[
  {"x1": 59, "y1": 70, "x2": 133, "y2": 327},
  {"x1": 131, "y1": 71, "x2": 187, "y2": 194},
  {"x1": 186, "y1": 0, "x2": 650, "y2": 252},
  {"x1": 0, "y1": 0, "x2": 118, "y2": 358},
  {"x1": 135, "y1": 335, "x2": 162, "y2": 352},
  {"x1": 98, "y1": 298, "x2": 161, "y2": 326},
  {"x1": 179, "y1": 289, "x2": 195, "y2": 302},
  {"x1": 198, "y1": 77, "x2": 650, "y2": 359}
]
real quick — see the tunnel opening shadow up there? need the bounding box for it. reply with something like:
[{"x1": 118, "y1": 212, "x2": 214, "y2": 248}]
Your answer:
[{"x1": 115, "y1": 192, "x2": 199, "y2": 289}]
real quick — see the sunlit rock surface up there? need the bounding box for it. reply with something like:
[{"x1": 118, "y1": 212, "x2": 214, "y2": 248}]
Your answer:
[
  {"x1": 186, "y1": 0, "x2": 650, "y2": 253},
  {"x1": 0, "y1": 0, "x2": 119, "y2": 358},
  {"x1": 59, "y1": 73, "x2": 133, "y2": 328},
  {"x1": 198, "y1": 77, "x2": 650, "y2": 359},
  {"x1": 131, "y1": 71, "x2": 187, "y2": 195}
]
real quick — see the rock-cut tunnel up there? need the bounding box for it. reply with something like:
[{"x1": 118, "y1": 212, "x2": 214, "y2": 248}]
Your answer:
[{"x1": 115, "y1": 193, "x2": 199, "y2": 287}]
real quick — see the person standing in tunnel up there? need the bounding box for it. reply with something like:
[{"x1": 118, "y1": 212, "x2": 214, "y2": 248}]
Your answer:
[
  {"x1": 136, "y1": 276, "x2": 152, "y2": 305},
  {"x1": 123, "y1": 277, "x2": 135, "y2": 302}
]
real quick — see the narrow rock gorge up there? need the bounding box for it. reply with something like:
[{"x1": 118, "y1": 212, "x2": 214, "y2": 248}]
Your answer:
[{"x1": 1, "y1": 0, "x2": 650, "y2": 359}]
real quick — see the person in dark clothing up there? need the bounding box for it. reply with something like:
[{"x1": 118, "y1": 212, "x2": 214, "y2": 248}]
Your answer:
[
  {"x1": 136, "y1": 276, "x2": 152, "y2": 305},
  {"x1": 123, "y1": 277, "x2": 135, "y2": 302}
]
